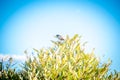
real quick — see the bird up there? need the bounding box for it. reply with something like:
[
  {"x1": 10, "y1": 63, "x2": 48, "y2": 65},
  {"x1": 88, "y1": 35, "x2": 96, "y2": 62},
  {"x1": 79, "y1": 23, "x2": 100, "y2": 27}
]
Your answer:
[{"x1": 55, "y1": 34, "x2": 64, "y2": 41}]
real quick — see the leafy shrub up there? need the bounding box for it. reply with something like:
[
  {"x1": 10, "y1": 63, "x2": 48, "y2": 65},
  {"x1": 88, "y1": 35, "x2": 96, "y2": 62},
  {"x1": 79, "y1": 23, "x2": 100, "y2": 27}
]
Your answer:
[
  {"x1": 22, "y1": 34, "x2": 120, "y2": 80},
  {"x1": 0, "y1": 57, "x2": 21, "y2": 80},
  {"x1": 0, "y1": 34, "x2": 119, "y2": 80}
]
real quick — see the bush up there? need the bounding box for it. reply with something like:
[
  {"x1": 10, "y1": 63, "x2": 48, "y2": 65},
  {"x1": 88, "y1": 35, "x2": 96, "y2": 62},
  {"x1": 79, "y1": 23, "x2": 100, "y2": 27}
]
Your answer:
[
  {"x1": 0, "y1": 34, "x2": 119, "y2": 80},
  {"x1": 0, "y1": 57, "x2": 21, "y2": 80},
  {"x1": 22, "y1": 34, "x2": 120, "y2": 80}
]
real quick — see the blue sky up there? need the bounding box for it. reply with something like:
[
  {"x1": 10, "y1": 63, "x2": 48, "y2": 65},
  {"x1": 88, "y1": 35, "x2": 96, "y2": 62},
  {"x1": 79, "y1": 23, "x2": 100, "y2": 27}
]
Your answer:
[{"x1": 0, "y1": 0, "x2": 120, "y2": 71}]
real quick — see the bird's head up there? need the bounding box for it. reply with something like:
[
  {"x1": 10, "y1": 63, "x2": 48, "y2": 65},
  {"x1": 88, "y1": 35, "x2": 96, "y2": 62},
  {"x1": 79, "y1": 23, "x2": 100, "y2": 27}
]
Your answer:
[
  {"x1": 55, "y1": 34, "x2": 64, "y2": 40},
  {"x1": 55, "y1": 34, "x2": 60, "y2": 38}
]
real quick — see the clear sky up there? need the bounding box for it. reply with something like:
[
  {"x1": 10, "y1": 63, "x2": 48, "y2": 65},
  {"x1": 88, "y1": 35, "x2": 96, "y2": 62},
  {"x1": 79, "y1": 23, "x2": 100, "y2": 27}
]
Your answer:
[{"x1": 0, "y1": 0, "x2": 120, "y2": 71}]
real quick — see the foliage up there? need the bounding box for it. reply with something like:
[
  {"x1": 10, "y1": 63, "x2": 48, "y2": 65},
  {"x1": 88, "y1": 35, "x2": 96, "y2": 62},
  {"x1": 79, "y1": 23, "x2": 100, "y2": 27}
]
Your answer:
[
  {"x1": 0, "y1": 57, "x2": 21, "y2": 80},
  {"x1": 0, "y1": 34, "x2": 120, "y2": 80},
  {"x1": 22, "y1": 34, "x2": 120, "y2": 80}
]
